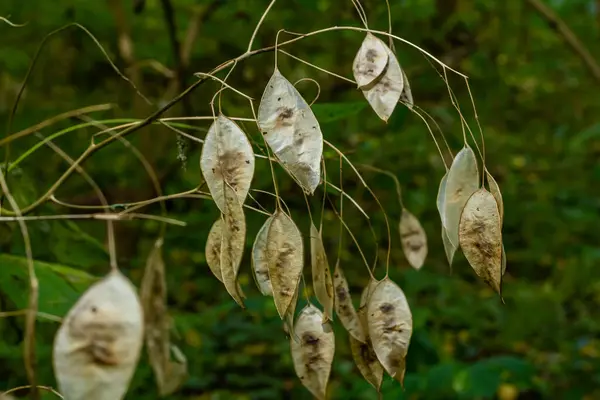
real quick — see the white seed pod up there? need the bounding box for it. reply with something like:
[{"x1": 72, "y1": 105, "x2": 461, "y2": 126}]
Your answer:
[
  {"x1": 310, "y1": 223, "x2": 334, "y2": 323},
  {"x1": 399, "y1": 208, "x2": 428, "y2": 270},
  {"x1": 437, "y1": 172, "x2": 456, "y2": 266},
  {"x1": 367, "y1": 278, "x2": 412, "y2": 385},
  {"x1": 205, "y1": 218, "x2": 224, "y2": 282},
  {"x1": 444, "y1": 146, "x2": 479, "y2": 248},
  {"x1": 459, "y1": 189, "x2": 503, "y2": 294},
  {"x1": 53, "y1": 270, "x2": 144, "y2": 400},
  {"x1": 333, "y1": 261, "x2": 365, "y2": 343},
  {"x1": 362, "y1": 45, "x2": 404, "y2": 122},
  {"x1": 251, "y1": 216, "x2": 275, "y2": 296},
  {"x1": 220, "y1": 184, "x2": 246, "y2": 307},
  {"x1": 290, "y1": 305, "x2": 335, "y2": 400},
  {"x1": 200, "y1": 114, "x2": 255, "y2": 214},
  {"x1": 257, "y1": 69, "x2": 323, "y2": 194},
  {"x1": 266, "y1": 209, "x2": 304, "y2": 319},
  {"x1": 352, "y1": 33, "x2": 389, "y2": 89}
]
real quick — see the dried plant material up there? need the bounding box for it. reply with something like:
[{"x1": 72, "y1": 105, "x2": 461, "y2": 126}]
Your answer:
[
  {"x1": 267, "y1": 209, "x2": 304, "y2": 319},
  {"x1": 200, "y1": 114, "x2": 255, "y2": 213},
  {"x1": 290, "y1": 305, "x2": 335, "y2": 400},
  {"x1": 444, "y1": 146, "x2": 479, "y2": 248},
  {"x1": 257, "y1": 69, "x2": 323, "y2": 194},
  {"x1": 399, "y1": 69, "x2": 413, "y2": 109},
  {"x1": 284, "y1": 280, "x2": 301, "y2": 341},
  {"x1": 352, "y1": 33, "x2": 389, "y2": 89},
  {"x1": 442, "y1": 227, "x2": 456, "y2": 266},
  {"x1": 501, "y1": 244, "x2": 507, "y2": 276},
  {"x1": 205, "y1": 218, "x2": 224, "y2": 282},
  {"x1": 333, "y1": 261, "x2": 365, "y2": 343},
  {"x1": 399, "y1": 208, "x2": 428, "y2": 270},
  {"x1": 459, "y1": 189, "x2": 503, "y2": 294},
  {"x1": 310, "y1": 222, "x2": 334, "y2": 323},
  {"x1": 251, "y1": 216, "x2": 274, "y2": 296},
  {"x1": 158, "y1": 345, "x2": 188, "y2": 396},
  {"x1": 437, "y1": 172, "x2": 456, "y2": 266},
  {"x1": 362, "y1": 45, "x2": 404, "y2": 122},
  {"x1": 367, "y1": 278, "x2": 412, "y2": 385},
  {"x1": 486, "y1": 170, "x2": 504, "y2": 223},
  {"x1": 220, "y1": 184, "x2": 246, "y2": 307},
  {"x1": 53, "y1": 270, "x2": 144, "y2": 400},
  {"x1": 140, "y1": 239, "x2": 187, "y2": 396}
]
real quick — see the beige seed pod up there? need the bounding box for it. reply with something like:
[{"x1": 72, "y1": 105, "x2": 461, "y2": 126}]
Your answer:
[
  {"x1": 220, "y1": 183, "x2": 246, "y2": 307},
  {"x1": 367, "y1": 278, "x2": 412, "y2": 385},
  {"x1": 362, "y1": 45, "x2": 404, "y2": 122},
  {"x1": 399, "y1": 69, "x2": 414, "y2": 109},
  {"x1": 284, "y1": 279, "x2": 301, "y2": 341},
  {"x1": 205, "y1": 218, "x2": 224, "y2": 282},
  {"x1": 200, "y1": 114, "x2": 255, "y2": 214},
  {"x1": 486, "y1": 170, "x2": 504, "y2": 224},
  {"x1": 52, "y1": 270, "x2": 144, "y2": 400},
  {"x1": 399, "y1": 208, "x2": 428, "y2": 270},
  {"x1": 290, "y1": 305, "x2": 335, "y2": 400},
  {"x1": 459, "y1": 189, "x2": 503, "y2": 295},
  {"x1": 333, "y1": 261, "x2": 365, "y2": 343},
  {"x1": 444, "y1": 146, "x2": 479, "y2": 248},
  {"x1": 266, "y1": 209, "x2": 304, "y2": 319},
  {"x1": 352, "y1": 33, "x2": 389, "y2": 89},
  {"x1": 257, "y1": 69, "x2": 323, "y2": 194},
  {"x1": 251, "y1": 216, "x2": 275, "y2": 296},
  {"x1": 436, "y1": 172, "x2": 456, "y2": 266},
  {"x1": 310, "y1": 223, "x2": 334, "y2": 323},
  {"x1": 501, "y1": 243, "x2": 507, "y2": 277}
]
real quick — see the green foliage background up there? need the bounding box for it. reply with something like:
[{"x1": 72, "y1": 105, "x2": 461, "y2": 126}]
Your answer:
[{"x1": 1, "y1": 0, "x2": 600, "y2": 398}]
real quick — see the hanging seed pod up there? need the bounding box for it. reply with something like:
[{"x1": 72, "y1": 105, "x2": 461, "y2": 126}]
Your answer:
[
  {"x1": 251, "y1": 216, "x2": 275, "y2": 296},
  {"x1": 257, "y1": 69, "x2": 323, "y2": 194},
  {"x1": 200, "y1": 114, "x2": 255, "y2": 214},
  {"x1": 284, "y1": 280, "x2": 301, "y2": 341},
  {"x1": 266, "y1": 209, "x2": 304, "y2": 319},
  {"x1": 459, "y1": 189, "x2": 503, "y2": 295},
  {"x1": 220, "y1": 184, "x2": 246, "y2": 307},
  {"x1": 352, "y1": 33, "x2": 389, "y2": 89},
  {"x1": 399, "y1": 69, "x2": 414, "y2": 109},
  {"x1": 333, "y1": 261, "x2": 365, "y2": 343},
  {"x1": 290, "y1": 305, "x2": 335, "y2": 400},
  {"x1": 361, "y1": 45, "x2": 404, "y2": 122},
  {"x1": 444, "y1": 145, "x2": 479, "y2": 248},
  {"x1": 367, "y1": 278, "x2": 412, "y2": 385},
  {"x1": 53, "y1": 270, "x2": 144, "y2": 400},
  {"x1": 205, "y1": 218, "x2": 224, "y2": 282},
  {"x1": 310, "y1": 223, "x2": 334, "y2": 323},
  {"x1": 399, "y1": 208, "x2": 428, "y2": 270},
  {"x1": 501, "y1": 244, "x2": 507, "y2": 277},
  {"x1": 437, "y1": 172, "x2": 456, "y2": 266},
  {"x1": 486, "y1": 170, "x2": 504, "y2": 224}
]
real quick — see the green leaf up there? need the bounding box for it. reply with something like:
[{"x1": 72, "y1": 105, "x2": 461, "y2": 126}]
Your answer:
[{"x1": 311, "y1": 102, "x2": 367, "y2": 123}]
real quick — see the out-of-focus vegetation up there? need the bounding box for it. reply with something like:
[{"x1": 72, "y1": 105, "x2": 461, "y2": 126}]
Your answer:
[{"x1": 1, "y1": 0, "x2": 599, "y2": 398}]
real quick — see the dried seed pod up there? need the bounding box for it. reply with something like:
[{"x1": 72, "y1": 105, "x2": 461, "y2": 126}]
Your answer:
[
  {"x1": 399, "y1": 208, "x2": 428, "y2": 270},
  {"x1": 333, "y1": 261, "x2": 365, "y2": 343},
  {"x1": 53, "y1": 270, "x2": 144, "y2": 400},
  {"x1": 399, "y1": 69, "x2": 414, "y2": 109},
  {"x1": 352, "y1": 33, "x2": 389, "y2": 89},
  {"x1": 459, "y1": 189, "x2": 503, "y2": 294},
  {"x1": 284, "y1": 280, "x2": 301, "y2": 341},
  {"x1": 486, "y1": 170, "x2": 504, "y2": 224},
  {"x1": 266, "y1": 209, "x2": 304, "y2": 319},
  {"x1": 362, "y1": 45, "x2": 404, "y2": 122},
  {"x1": 200, "y1": 114, "x2": 255, "y2": 214},
  {"x1": 251, "y1": 216, "x2": 275, "y2": 296},
  {"x1": 367, "y1": 278, "x2": 412, "y2": 385},
  {"x1": 205, "y1": 218, "x2": 224, "y2": 282},
  {"x1": 290, "y1": 305, "x2": 335, "y2": 400},
  {"x1": 501, "y1": 243, "x2": 507, "y2": 277},
  {"x1": 310, "y1": 223, "x2": 334, "y2": 323},
  {"x1": 257, "y1": 69, "x2": 323, "y2": 194},
  {"x1": 437, "y1": 172, "x2": 456, "y2": 266},
  {"x1": 444, "y1": 146, "x2": 479, "y2": 248},
  {"x1": 220, "y1": 184, "x2": 246, "y2": 307}
]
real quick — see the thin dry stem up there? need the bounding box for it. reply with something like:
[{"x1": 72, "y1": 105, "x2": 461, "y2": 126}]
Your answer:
[{"x1": 247, "y1": 0, "x2": 277, "y2": 52}]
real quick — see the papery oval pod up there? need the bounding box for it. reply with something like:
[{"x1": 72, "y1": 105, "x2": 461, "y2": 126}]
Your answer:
[
  {"x1": 362, "y1": 45, "x2": 404, "y2": 122},
  {"x1": 257, "y1": 69, "x2": 323, "y2": 194},
  {"x1": 205, "y1": 218, "x2": 224, "y2": 282},
  {"x1": 266, "y1": 209, "x2": 304, "y2": 319},
  {"x1": 200, "y1": 114, "x2": 255, "y2": 214},
  {"x1": 399, "y1": 208, "x2": 428, "y2": 270},
  {"x1": 290, "y1": 305, "x2": 335, "y2": 400},
  {"x1": 333, "y1": 261, "x2": 365, "y2": 343},
  {"x1": 251, "y1": 216, "x2": 275, "y2": 296},
  {"x1": 53, "y1": 270, "x2": 144, "y2": 400},
  {"x1": 284, "y1": 280, "x2": 301, "y2": 341},
  {"x1": 350, "y1": 310, "x2": 384, "y2": 391},
  {"x1": 486, "y1": 170, "x2": 504, "y2": 224},
  {"x1": 459, "y1": 189, "x2": 503, "y2": 294},
  {"x1": 220, "y1": 184, "x2": 246, "y2": 307},
  {"x1": 437, "y1": 172, "x2": 456, "y2": 266},
  {"x1": 358, "y1": 278, "x2": 380, "y2": 328},
  {"x1": 367, "y1": 278, "x2": 412, "y2": 385},
  {"x1": 352, "y1": 33, "x2": 389, "y2": 89},
  {"x1": 399, "y1": 69, "x2": 414, "y2": 109},
  {"x1": 310, "y1": 223, "x2": 334, "y2": 323},
  {"x1": 444, "y1": 146, "x2": 479, "y2": 248}
]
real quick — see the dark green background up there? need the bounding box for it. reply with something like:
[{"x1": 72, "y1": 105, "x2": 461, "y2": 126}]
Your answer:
[{"x1": 1, "y1": 0, "x2": 599, "y2": 399}]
